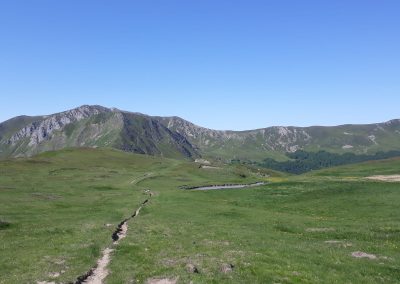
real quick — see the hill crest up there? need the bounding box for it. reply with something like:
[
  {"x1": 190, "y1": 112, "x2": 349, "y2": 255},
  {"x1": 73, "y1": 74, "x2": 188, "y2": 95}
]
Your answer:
[{"x1": 1, "y1": 105, "x2": 400, "y2": 160}]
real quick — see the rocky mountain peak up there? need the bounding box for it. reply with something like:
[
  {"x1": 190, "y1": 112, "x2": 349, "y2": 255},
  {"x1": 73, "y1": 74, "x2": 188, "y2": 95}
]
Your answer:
[{"x1": 6, "y1": 105, "x2": 110, "y2": 146}]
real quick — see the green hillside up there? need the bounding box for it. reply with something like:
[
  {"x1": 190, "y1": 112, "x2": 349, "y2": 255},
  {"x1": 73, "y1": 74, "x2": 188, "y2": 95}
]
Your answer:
[
  {"x1": 1, "y1": 148, "x2": 399, "y2": 283},
  {"x1": 309, "y1": 157, "x2": 400, "y2": 177},
  {"x1": 160, "y1": 116, "x2": 400, "y2": 162}
]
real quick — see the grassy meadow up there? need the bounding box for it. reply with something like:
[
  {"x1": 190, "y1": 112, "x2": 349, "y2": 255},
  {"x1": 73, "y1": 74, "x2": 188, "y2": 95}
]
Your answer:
[{"x1": 0, "y1": 148, "x2": 399, "y2": 283}]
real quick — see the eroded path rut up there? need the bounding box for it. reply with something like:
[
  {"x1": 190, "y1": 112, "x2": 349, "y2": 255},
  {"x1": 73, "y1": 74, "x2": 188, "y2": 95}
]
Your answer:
[{"x1": 72, "y1": 197, "x2": 151, "y2": 284}]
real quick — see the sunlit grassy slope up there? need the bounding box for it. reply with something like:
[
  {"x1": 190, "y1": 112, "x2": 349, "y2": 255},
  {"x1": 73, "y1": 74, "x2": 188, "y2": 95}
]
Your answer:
[
  {"x1": 0, "y1": 148, "x2": 262, "y2": 283},
  {"x1": 308, "y1": 157, "x2": 400, "y2": 177},
  {"x1": 1, "y1": 148, "x2": 399, "y2": 283}
]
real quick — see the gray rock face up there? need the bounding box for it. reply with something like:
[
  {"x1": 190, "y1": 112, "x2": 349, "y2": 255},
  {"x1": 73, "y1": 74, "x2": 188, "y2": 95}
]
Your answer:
[
  {"x1": 262, "y1": 127, "x2": 311, "y2": 152},
  {"x1": 7, "y1": 105, "x2": 109, "y2": 146},
  {"x1": 160, "y1": 117, "x2": 312, "y2": 152}
]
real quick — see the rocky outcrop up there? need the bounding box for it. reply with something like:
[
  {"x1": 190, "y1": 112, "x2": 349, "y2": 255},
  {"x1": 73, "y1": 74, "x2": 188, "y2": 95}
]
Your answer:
[
  {"x1": 262, "y1": 127, "x2": 312, "y2": 152},
  {"x1": 160, "y1": 117, "x2": 312, "y2": 152},
  {"x1": 6, "y1": 105, "x2": 109, "y2": 146},
  {"x1": 0, "y1": 105, "x2": 199, "y2": 159}
]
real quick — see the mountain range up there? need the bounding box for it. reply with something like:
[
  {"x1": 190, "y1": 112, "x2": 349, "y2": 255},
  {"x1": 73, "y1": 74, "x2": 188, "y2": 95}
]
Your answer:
[{"x1": 1, "y1": 105, "x2": 400, "y2": 161}]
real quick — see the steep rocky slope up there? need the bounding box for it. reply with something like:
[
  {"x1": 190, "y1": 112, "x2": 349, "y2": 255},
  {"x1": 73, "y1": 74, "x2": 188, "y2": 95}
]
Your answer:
[{"x1": 0, "y1": 106, "x2": 197, "y2": 159}]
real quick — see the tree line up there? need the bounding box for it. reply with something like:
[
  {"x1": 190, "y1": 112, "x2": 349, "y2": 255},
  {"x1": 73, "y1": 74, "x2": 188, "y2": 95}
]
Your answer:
[{"x1": 257, "y1": 150, "x2": 400, "y2": 174}]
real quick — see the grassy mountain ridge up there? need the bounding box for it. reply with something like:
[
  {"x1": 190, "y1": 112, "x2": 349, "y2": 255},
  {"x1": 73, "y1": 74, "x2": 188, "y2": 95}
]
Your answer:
[
  {"x1": 159, "y1": 116, "x2": 400, "y2": 161},
  {"x1": 1, "y1": 105, "x2": 400, "y2": 161}
]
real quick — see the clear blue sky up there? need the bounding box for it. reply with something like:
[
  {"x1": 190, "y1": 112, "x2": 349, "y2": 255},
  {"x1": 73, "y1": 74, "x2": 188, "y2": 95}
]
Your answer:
[{"x1": 1, "y1": 1, "x2": 399, "y2": 130}]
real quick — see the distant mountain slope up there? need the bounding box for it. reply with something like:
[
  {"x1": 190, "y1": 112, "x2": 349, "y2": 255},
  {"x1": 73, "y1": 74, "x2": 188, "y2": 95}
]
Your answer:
[
  {"x1": 0, "y1": 115, "x2": 44, "y2": 142},
  {"x1": 0, "y1": 105, "x2": 198, "y2": 159},
  {"x1": 116, "y1": 111, "x2": 197, "y2": 158},
  {"x1": 159, "y1": 116, "x2": 400, "y2": 161},
  {"x1": 1, "y1": 105, "x2": 400, "y2": 160}
]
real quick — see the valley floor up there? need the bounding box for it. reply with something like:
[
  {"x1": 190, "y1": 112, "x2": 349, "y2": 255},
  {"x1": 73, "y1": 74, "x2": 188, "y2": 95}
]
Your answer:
[{"x1": 0, "y1": 149, "x2": 399, "y2": 283}]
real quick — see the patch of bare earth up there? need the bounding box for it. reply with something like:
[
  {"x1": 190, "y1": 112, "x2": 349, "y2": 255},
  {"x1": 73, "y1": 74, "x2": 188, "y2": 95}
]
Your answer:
[
  {"x1": 351, "y1": 251, "x2": 377, "y2": 260},
  {"x1": 220, "y1": 263, "x2": 234, "y2": 274},
  {"x1": 306, "y1": 228, "x2": 335, "y2": 232},
  {"x1": 325, "y1": 240, "x2": 352, "y2": 248},
  {"x1": 200, "y1": 165, "x2": 221, "y2": 170},
  {"x1": 48, "y1": 270, "x2": 66, "y2": 278},
  {"x1": 366, "y1": 175, "x2": 400, "y2": 182},
  {"x1": 146, "y1": 277, "x2": 178, "y2": 284},
  {"x1": 48, "y1": 272, "x2": 60, "y2": 278},
  {"x1": 113, "y1": 222, "x2": 128, "y2": 244},
  {"x1": 186, "y1": 263, "x2": 200, "y2": 274},
  {"x1": 84, "y1": 248, "x2": 114, "y2": 284}
]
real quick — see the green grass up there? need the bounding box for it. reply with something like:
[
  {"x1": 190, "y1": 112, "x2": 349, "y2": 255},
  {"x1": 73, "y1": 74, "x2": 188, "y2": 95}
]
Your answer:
[
  {"x1": 309, "y1": 157, "x2": 400, "y2": 177},
  {"x1": 108, "y1": 181, "x2": 400, "y2": 283},
  {"x1": 1, "y1": 148, "x2": 400, "y2": 283},
  {"x1": 0, "y1": 148, "x2": 178, "y2": 283}
]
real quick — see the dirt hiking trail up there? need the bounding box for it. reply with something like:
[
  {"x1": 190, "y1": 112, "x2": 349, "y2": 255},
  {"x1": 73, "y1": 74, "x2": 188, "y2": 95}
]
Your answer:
[{"x1": 73, "y1": 196, "x2": 151, "y2": 284}]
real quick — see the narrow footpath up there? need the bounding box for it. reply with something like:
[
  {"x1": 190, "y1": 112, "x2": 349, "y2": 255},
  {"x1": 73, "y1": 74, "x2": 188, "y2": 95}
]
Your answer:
[{"x1": 72, "y1": 196, "x2": 151, "y2": 284}]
